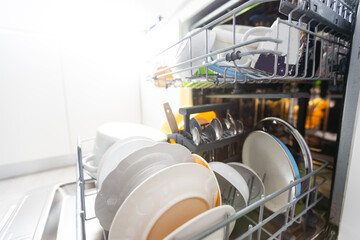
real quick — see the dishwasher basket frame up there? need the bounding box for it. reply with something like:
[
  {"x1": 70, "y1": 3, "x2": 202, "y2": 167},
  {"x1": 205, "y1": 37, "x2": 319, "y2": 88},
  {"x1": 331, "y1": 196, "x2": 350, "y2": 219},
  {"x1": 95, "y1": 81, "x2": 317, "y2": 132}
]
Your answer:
[
  {"x1": 151, "y1": 0, "x2": 354, "y2": 86},
  {"x1": 76, "y1": 136, "x2": 328, "y2": 240}
]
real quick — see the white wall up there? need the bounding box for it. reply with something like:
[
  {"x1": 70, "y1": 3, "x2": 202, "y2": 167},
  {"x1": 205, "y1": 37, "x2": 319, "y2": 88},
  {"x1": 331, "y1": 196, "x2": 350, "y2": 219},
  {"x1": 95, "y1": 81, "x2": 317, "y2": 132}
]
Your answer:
[
  {"x1": 0, "y1": 31, "x2": 70, "y2": 166},
  {"x1": 0, "y1": 0, "x2": 172, "y2": 169}
]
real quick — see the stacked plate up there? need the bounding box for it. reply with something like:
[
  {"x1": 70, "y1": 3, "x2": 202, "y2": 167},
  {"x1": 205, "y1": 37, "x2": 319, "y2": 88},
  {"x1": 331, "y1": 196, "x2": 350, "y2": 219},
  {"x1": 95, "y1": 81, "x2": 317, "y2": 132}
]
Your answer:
[
  {"x1": 82, "y1": 122, "x2": 167, "y2": 178},
  {"x1": 87, "y1": 129, "x2": 236, "y2": 239},
  {"x1": 205, "y1": 128, "x2": 304, "y2": 214},
  {"x1": 84, "y1": 120, "x2": 306, "y2": 238}
]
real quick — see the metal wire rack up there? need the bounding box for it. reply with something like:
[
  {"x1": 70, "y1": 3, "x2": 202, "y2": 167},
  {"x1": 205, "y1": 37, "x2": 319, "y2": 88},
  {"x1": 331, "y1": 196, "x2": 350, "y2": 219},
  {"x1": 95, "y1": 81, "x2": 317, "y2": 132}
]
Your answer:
[
  {"x1": 191, "y1": 160, "x2": 328, "y2": 240},
  {"x1": 76, "y1": 137, "x2": 108, "y2": 240},
  {"x1": 76, "y1": 133, "x2": 328, "y2": 239},
  {"x1": 151, "y1": 0, "x2": 354, "y2": 87}
]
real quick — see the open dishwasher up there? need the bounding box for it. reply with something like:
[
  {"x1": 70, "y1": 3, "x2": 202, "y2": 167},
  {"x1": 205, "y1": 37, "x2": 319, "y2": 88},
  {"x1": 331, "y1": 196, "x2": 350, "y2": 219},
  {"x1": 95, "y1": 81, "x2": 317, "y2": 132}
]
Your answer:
[
  {"x1": 73, "y1": 0, "x2": 359, "y2": 239},
  {"x1": 0, "y1": 0, "x2": 359, "y2": 239},
  {"x1": 4, "y1": 0, "x2": 356, "y2": 239},
  {"x1": 145, "y1": 0, "x2": 359, "y2": 238}
]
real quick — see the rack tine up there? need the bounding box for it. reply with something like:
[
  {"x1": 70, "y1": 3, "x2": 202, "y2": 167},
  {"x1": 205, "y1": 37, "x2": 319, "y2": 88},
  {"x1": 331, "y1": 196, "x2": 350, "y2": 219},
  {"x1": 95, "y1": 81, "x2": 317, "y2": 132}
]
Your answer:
[
  {"x1": 262, "y1": 173, "x2": 267, "y2": 184},
  {"x1": 257, "y1": 195, "x2": 265, "y2": 240},
  {"x1": 231, "y1": 187, "x2": 236, "y2": 206},
  {"x1": 103, "y1": 230, "x2": 108, "y2": 240},
  {"x1": 225, "y1": 213, "x2": 231, "y2": 240},
  {"x1": 248, "y1": 176, "x2": 255, "y2": 205},
  {"x1": 248, "y1": 225, "x2": 253, "y2": 240}
]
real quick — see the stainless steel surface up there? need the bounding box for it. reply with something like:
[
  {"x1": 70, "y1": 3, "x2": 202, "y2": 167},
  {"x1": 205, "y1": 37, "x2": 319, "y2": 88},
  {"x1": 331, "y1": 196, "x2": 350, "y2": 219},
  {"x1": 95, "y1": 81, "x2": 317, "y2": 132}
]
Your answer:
[
  {"x1": 330, "y1": 2, "x2": 360, "y2": 226},
  {"x1": 56, "y1": 182, "x2": 103, "y2": 240},
  {"x1": 164, "y1": 102, "x2": 179, "y2": 133},
  {"x1": 210, "y1": 118, "x2": 224, "y2": 140},
  {"x1": 235, "y1": 120, "x2": 244, "y2": 135},
  {"x1": 0, "y1": 187, "x2": 54, "y2": 240},
  {"x1": 0, "y1": 181, "x2": 102, "y2": 240},
  {"x1": 205, "y1": 124, "x2": 217, "y2": 141},
  {"x1": 42, "y1": 182, "x2": 102, "y2": 240},
  {"x1": 190, "y1": 118, "x2": 203, "y2": 145},
  {"x1": 226, "y1": 113, "x2": 237, "y2": 135}
]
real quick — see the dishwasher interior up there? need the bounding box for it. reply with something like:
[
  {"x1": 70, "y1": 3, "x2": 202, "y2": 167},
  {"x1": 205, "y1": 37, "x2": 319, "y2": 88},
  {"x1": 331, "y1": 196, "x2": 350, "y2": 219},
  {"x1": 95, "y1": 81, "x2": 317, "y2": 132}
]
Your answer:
[
  {"x1": 2, "y1": 0, "x2": 357, "y2": 239},
  {"x1": 148, "y1": 0, "x2": 358, "y2": 238}
]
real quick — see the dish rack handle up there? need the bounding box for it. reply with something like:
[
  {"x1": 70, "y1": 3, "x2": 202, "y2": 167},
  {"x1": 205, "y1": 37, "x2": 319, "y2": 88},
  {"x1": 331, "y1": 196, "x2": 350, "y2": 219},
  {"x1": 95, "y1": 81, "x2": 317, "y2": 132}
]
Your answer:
[{"x1": 179, "y1": 102, "x2": 238, "y2": 133}]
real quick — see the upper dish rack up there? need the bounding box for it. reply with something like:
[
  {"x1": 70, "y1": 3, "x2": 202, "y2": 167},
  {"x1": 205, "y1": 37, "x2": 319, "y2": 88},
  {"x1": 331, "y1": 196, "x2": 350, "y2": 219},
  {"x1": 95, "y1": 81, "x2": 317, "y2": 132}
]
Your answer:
[{"x1": 151, "y1": 0, "x2": 355, "y2": 87}]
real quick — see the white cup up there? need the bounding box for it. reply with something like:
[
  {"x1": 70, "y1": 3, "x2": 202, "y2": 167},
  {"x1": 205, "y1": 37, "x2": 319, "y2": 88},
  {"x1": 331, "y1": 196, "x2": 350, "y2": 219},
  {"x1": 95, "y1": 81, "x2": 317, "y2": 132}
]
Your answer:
[
  {"x1": 241, "y1": 19, "x2": 301, "y2": 70},
  {"x1": 174, "y1": 28, "x2": 216, "y2": 77},
  {"x1": 211, "y1": 25, "x2": 270, "y2": 67},
  {"x1": 83, "y1": 122, "x2": 167, "y2": 177}
]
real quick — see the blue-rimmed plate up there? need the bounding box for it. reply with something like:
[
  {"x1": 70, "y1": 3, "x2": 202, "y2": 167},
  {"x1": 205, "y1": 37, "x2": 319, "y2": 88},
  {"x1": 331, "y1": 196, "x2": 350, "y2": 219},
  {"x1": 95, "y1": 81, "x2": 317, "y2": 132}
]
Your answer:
[
  {"x1": 242, "y1": 130, "x2": 301, "y2": 213},
  {"x1": 272, "y1": 136, "x2": 301, "y2": 197}
]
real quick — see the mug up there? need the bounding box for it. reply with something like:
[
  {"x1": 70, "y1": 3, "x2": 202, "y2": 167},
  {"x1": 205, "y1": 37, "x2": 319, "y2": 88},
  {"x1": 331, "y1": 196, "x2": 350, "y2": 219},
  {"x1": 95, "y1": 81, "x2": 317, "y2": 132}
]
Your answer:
[
  {"x1": 211, "y1": 24, "x2": 269, "y2": 67},
  {"x1": 241, "y1": 19, "x2": 301, "y2": 75}
]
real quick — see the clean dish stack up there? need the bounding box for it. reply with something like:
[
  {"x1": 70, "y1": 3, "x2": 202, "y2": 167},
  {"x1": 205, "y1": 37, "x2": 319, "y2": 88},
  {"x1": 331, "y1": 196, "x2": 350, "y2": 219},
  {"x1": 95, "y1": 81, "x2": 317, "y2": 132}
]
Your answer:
[
  {"x1": 84, "y1": 122, "x2": 236, "y2": 240},
  {"x1": 82, "y1": 119, "x2": 312, "y2": 239}
]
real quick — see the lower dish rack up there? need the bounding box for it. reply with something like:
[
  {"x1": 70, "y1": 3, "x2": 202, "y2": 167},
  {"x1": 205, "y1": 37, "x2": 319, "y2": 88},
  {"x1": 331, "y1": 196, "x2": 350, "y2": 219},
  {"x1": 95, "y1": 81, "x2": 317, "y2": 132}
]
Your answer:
[{"x1": 76, "y1": 137, "x2": 328, "y2": 240}]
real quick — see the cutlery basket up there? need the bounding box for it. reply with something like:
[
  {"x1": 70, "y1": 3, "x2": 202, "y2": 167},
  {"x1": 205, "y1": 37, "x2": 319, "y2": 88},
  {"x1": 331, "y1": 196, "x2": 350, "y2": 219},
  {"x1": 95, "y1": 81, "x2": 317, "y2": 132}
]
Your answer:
[{"x1": 167, "y1": 102, "x2": 246, "y2": 162}]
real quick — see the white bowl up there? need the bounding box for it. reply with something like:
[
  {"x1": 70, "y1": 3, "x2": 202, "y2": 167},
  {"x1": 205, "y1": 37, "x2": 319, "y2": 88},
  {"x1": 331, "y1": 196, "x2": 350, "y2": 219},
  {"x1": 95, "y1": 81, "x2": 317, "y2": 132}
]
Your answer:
[
  {"x1": 228, "y1": 162, "x2": 265, "y2": 205},
  {"x1": 96, "y1": 137, "x2": 157, "y2": 188},
  {"x1": 95, "y1": 143, "x2": 195, "y2": 230},
  {"x1": 92, "y1": 122, "x2": 167, "y2": 171},
  {"x1": 108, "y1": 163, "x2": 219, "y2": 240},
  {"x1": 209, "y1": 161, "x2": 249, "y2": 211}
]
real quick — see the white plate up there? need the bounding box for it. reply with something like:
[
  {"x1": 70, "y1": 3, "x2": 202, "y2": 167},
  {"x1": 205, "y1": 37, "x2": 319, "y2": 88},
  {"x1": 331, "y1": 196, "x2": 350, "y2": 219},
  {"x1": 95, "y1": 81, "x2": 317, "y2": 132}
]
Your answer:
[
  {"x1": 272, "y1": 135, "x2": 301, "y2": 196},
  {"x1": 164, "y1": 205, "x2": 236, "y2": 240},
  {"x1": 192, "y1": 154, "x2": 221, "y2": 206},
  {"x1": 242, "y1": 131, "x2": 299, "y2": 212},
  {"x1": 208, "y1": 162, "x2": 249, "y2": 211},
  {"x1": 228, "y1": 162, "x2": 265, "y2": 205},
  {"x1": 108, "y1": 163, "x2": 219, "y2": 240},
  {"x1": 95, "y1": 143, "x2": 195, "y2": 230},
  {"x1": 96, "y1": 137, "x2": 156, "y2": 188}
]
